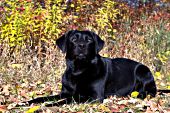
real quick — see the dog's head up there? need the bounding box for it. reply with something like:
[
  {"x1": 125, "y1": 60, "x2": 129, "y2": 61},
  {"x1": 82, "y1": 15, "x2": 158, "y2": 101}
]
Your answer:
[{"x1": 56, "y1": 30, "x2": 104, "y2": 60}]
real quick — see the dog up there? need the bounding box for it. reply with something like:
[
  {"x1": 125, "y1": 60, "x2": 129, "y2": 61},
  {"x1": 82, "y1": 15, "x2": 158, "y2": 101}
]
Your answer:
[{"x1": 27, "y1": 30, "x2": 157, "y2": 106}]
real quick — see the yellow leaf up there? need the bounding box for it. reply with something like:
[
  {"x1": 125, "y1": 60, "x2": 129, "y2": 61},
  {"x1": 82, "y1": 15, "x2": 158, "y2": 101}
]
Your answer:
[
  {"x1": 41, "y1": 38, "x2": 49, "y2": 43},
  {"x1": 112, "y1": 35, "x2": 116, "y2": 39},
  {"x1": 10, "y1": 37, "x2": 15, "y2": 42},
  {"x1": 167, "y1": 86, "x2": 170, "y2": 90},
  {"x1": 73, "y1": 20, "x2": 77, "y2": 23},
  {"x1": 131, "y1": 91, "x2": 139, "y2": 98},
  {"x1": 28, "y1": 91, "x2": 36, "y2": 97},
  {"x1": 73, "y1": 16, "x2": 78, "y2": 18},
  {"x1": 165, "y1": 51, "x2": 170, "y2": 55},
  {"x1": 11, "y1": 30, "x2": 16, "y2": 35},
  {"x1": 71, "y1": 4, "x2": 74, "y2": 8},
  {"x1": 113, "y1": 29, "x2": 117, "y2": 32},
  {"x1": 98, "y1": 104, "x2": 110, "y2": 112},
  {"x1": 107, "y1": 29, "x2": 112, "y2": 32},
  {"x1": 11, "y1": 64, "x2": 23, "y2": 68},
  {"x1": 162, "y1": 55, "x2": 168, "y2": 61},
  {"x1": 25, "y1": 106, "x2": 40, "y2": 113},
  {"x1": 17, "y1": 37, "x2": 23, "y2": 41},
  {"x1": 146, "y1": 94, "x2": 151, "y2": 99},
  {"x1": 157, "y1": 54, "x2": 167, "y2": 63},
  {"x1": 36, "y1": 80, "x2": 42, "y2": 85},
  {"x1": 155, "y1": 72, "x2": 161, "y2": 77},
  {"x1": 9, "y1": 43, "x2": 15, "y2": 47},
  {"x1": 103, "y1": 54, "x2": 109, "y2": 57}
]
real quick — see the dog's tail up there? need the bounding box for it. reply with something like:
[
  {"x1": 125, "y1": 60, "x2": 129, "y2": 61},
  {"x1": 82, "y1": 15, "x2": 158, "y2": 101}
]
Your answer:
[{"x1": 157, "y1": 89, "x2": 170, "y2": 94}]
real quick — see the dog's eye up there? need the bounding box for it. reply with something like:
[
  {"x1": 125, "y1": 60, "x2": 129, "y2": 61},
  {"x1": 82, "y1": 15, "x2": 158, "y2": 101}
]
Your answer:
[
  {"x1": 87, "y1": 38, "x2": 92, "y2": 42},
  {"x1": 71, "y1": 37, "x2": 77, "y2": 42}
]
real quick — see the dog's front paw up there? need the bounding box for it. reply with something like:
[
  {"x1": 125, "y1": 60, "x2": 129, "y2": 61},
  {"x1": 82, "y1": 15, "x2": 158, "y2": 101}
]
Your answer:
[
  {"x1": 15, "y1": 101, "x2": 30, "y2": 107},
  {"x1": 26, "y1": 97, "x2": 45, "y2": 105}
]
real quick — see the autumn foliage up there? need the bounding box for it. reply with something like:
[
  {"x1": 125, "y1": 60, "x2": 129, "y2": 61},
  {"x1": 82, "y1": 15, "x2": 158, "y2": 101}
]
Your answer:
[{"x1": 0, "y1": 0, "x2": 170, "y2": 112}]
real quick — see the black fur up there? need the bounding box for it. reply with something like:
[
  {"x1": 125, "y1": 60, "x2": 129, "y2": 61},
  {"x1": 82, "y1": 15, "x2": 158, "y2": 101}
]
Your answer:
[{"x1": 27, "y1": 30, "x2": 157, "y2": 106}]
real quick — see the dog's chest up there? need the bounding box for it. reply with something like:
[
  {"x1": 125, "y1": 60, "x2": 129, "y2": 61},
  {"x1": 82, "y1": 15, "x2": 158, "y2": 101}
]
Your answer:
[
  {"x1": 75, "y1": 76, "x2": 96, "y2": 95},
  {"x1": 73, "y1": 68, "x2": 106, "y2": 96}
]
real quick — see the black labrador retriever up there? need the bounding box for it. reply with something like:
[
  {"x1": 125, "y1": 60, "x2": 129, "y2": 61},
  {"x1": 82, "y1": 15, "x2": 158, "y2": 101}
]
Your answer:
[{"x1": 27, "y1": 30, "x2": 157, "y2": 106}]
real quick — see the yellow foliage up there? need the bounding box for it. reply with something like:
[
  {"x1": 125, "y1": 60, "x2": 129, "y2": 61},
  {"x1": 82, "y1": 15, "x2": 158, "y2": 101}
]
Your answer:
[
  {"x1": 25, "y1": 106, "x2": 40, "y2": 113},
  {"x1": 155, "y1": 72, "x2": 161, "y2": 77},
  {"x1": 71, "y1": 4, "x2": 75, "y2": 8},
  {"x1": 11, "y1": 64, "x2": 23, "y2": 69},
  {"x1": 157, "y1": 54, "x2": 168, "y2": 64},
  {"x1": 103, "y1": 53, "x2": 109, "y2": 57},
  {"x1": 96, "y1": 0, "x2": 119, "y2": 32},
  {"x1": 155, "y1": 72, "x2": 162, "y2": 80},
  {"x1": 131, "y1": 91, "x2": 139, "y2": 98},
  {"x1": 98, "y1": 104, "x2": 110, "y2": 112},
  {"x1": 167, "y1": 86, "x2": 170, "y2": 90}
]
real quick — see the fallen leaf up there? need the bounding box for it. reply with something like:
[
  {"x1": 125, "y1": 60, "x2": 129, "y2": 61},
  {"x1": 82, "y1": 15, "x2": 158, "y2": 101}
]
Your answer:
[
  {"x1": 11, "y1": 63, "x2": 23, "y2": 68},
  {"x1": 0, "y1": 105, "x2": 7, "y2": 112},
  {"x1": 25, "y1": 106, "x2": 40, "y2": 113},
  {"x1": 127, "y1": 109, "x2": 134, "y2": 113},
  {"x1": 128, "y1": 98, "x2": 138, "y2": 104},
  {"x1": 103, "y1": 53, "x2": 109, "y2": 57},
  {"x1": 111, "y1": 108, "x2": 120, "y2": 112},
  {"x1": 2, "y1": 84, "x2": 10, "y2": 96},
  {"x1": 167, "y1": 85, "x2": 170, "y2": 90},
  {"x1": 98, "y1": 104, "x2": 110, "y2": 112},
  {"x1": 131, "y1": 91, "x2": 139, "y2": 98},
  {"x1": 20, "y1": 90, "x2": 29, "y2": 99},
  {"x1": 119, "y1": 104, "x2": 126, "y2": 109},
  {"x1": 7, "y1": 102, "x2": 17, "y2": 110}
]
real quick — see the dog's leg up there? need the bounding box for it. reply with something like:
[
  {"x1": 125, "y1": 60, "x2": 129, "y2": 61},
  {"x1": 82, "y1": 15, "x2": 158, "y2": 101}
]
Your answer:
[
  {"x1": 137, "y1": 79, "x2": 157, "y2": 99},
  {"x1": 26, "y1": 92, "x2": 74, "y2": 105},
  {"x1": 27, "y1": 94, "x2": 62, "y2": 105},
  {"x1": 45, "y1": 95, "x2": 92, "y2": 107},
  {"x1": 135, "y1": 65, "x2": 157, "y2": 99},
  {"x1": 90, "y1": 80, "x2": 105, "y2": 103},
  {"x1": 26, "y1": 80, "x2": 77, "y2": 106}
]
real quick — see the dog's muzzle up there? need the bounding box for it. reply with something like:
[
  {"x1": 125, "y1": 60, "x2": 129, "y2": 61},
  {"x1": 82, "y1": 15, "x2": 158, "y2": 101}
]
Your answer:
[{"x1": 76, "y1": 53, "x2": 86, "y2": 60}]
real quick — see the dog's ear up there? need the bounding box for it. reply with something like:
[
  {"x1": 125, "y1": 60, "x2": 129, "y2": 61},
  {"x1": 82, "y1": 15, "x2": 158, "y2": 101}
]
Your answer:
[
  {"x1": 90, "y1": 31, "x2": 104, "y2": 53},
  {"x1": 56, "y1": 30, "x2": 75, "y2": 53}
]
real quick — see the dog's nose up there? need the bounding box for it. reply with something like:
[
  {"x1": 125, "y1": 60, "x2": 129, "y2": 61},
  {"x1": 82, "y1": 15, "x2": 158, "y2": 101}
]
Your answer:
[{"x1": 78, "y1": 44, "x2": 85, "y2": 49}]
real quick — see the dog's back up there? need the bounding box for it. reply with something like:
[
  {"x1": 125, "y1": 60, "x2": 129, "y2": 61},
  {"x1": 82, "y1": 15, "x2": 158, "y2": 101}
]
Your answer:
[{"x1": 103, "y1": 58, "x2": 157, "y2": 98}]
